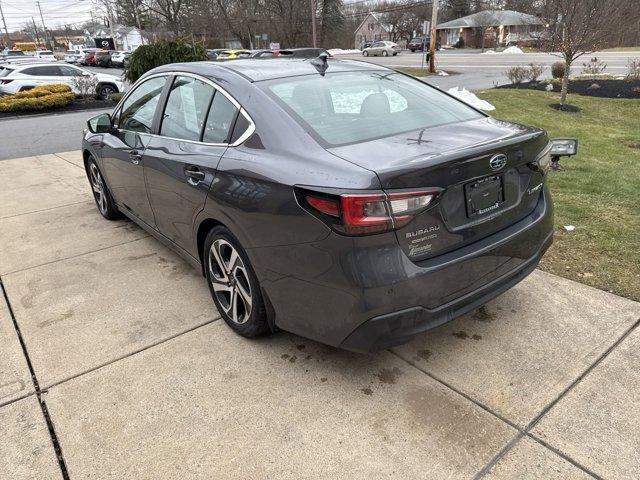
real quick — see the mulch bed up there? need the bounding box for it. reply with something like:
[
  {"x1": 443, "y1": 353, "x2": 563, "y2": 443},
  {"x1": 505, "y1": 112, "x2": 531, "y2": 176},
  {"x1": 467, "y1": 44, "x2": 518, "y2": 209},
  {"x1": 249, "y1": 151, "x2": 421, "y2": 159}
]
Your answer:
[
  {"x1": 498, "y1": 79, "x2": 640, "y2": 99},
  {"x1": 0, "y1": 99, "x2": 116, "y2": 119}
]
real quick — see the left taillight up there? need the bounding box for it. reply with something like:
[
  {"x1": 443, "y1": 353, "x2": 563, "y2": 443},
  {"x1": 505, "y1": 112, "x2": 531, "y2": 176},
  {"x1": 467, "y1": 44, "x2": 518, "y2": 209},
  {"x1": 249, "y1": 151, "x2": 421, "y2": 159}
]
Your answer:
[
  {"x1": 298, "y1": 188, "x2": 438, "y2": 236},
  {"x1": 0, "y1": 79, "x2": 13, "y2": 85}
]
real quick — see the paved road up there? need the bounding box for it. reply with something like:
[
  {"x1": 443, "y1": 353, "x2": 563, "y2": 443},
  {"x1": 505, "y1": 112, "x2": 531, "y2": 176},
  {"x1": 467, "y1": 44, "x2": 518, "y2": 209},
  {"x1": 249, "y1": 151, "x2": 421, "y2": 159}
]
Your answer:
[{"x1": 0, "y1": 109, "x2": 109, "y2": 160}]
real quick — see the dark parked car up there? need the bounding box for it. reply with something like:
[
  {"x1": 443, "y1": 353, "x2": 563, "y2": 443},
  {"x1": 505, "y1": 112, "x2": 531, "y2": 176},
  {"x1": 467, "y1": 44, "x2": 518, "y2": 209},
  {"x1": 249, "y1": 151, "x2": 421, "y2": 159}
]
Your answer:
[
  {"x1": 94, "y1": 50, "x2": 112, "y2": 67},
  {"x1": 82, "y1": 59, "x2": 575, "y2": 352},
  {"x1": 408, "y1": 36, "x2": 441, "y2": 52}
]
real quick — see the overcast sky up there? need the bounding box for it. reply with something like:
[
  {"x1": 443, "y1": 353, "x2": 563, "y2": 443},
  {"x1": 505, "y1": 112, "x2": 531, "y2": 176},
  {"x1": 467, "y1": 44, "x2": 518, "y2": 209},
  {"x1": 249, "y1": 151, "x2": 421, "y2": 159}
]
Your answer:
[{"x1": 1, "y1": 0, "x2": 95, "y2": 32}]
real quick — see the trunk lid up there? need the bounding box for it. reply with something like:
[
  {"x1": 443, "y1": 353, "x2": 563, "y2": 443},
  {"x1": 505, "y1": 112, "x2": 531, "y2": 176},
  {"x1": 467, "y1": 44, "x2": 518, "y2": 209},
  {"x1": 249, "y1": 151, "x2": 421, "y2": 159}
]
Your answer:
[{"x1": 328, "y1": 117, "x2": 549, "y2": 261}]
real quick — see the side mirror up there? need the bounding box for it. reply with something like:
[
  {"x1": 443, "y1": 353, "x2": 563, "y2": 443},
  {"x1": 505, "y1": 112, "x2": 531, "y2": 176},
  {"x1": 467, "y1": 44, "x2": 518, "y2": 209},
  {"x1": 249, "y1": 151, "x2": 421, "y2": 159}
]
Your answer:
[{"x1": 87, "y1": 113, "x2": 112, "y2": 134}]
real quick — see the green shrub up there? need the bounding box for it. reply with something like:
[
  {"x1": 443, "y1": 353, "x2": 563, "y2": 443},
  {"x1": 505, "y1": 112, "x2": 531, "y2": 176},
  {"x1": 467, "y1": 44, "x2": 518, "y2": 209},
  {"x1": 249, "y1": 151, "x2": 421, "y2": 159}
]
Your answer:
[
  {"x1": 124, "y1": 38, "x2": 208, "y2": 83},
  {"x1": 0, "y1": 84, "x2": 74, "y2": 112},
  {"x1": 109, "y1": 92, "x2": 124, "y2": 102},
  {"x1": 551, "y1": 62, "x2": 566, "y2": 79}
]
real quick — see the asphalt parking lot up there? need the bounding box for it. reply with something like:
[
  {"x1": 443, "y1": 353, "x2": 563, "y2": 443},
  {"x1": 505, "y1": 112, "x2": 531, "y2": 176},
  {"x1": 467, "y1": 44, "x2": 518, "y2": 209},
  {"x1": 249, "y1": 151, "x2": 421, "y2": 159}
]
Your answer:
[{"x1": 1, "y1": 151, "x2": 639, "y2": 479}]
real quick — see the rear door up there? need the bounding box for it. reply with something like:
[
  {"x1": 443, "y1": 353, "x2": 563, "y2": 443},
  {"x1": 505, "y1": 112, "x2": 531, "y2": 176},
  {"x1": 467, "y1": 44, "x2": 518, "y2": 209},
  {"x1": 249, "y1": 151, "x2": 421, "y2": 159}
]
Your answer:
[
  {"x1": 100, "y1": 75, "x2": 168, "y2": 227},
  {"x1": 143, "y1": 74, "x2": 242, "y2": 256},
  {"x1": 18, "y1": 65, "x2": 61, "y2": 88}
]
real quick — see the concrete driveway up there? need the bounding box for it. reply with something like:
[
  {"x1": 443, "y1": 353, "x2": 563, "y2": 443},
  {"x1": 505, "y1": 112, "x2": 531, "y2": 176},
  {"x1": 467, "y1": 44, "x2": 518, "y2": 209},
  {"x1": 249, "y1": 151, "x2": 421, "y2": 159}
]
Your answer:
[{"x1": 1, "y1": 152, "x2": 639, "y2": 479}]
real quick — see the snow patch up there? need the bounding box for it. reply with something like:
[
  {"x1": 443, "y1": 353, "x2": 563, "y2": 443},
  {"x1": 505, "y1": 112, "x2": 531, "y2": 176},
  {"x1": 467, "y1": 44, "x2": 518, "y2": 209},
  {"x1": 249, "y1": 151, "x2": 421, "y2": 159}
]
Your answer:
[
  {"x1": 503, "y1": 46, "x2": 524, "y2": 54},
  {"x1": 327, "y1": 48, "x2": 361, "y2": 55},
  {"x1": 481, "y1": 46, "x2": 524, "y2": 55},
  {"x1": 447, "y1": 87, "x2": 495, "y2": 111}
]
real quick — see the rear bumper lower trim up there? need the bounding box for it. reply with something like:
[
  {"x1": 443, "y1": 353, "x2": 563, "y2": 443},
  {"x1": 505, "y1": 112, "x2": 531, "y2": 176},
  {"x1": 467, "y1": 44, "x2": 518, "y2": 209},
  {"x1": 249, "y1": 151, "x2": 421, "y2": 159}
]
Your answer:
[{"x1": 339, "y1": 230, "x2": 553, "y2": 353}]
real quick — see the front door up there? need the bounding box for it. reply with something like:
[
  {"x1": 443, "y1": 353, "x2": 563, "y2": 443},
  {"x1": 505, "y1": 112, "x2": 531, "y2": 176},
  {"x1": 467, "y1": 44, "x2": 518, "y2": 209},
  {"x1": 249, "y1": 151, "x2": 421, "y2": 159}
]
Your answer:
[
  {"x1": 101, "y1": 75, "x2": 168, "y2": 227},
  {"x1": 143, "y1": 75, "x2": 241, "y2": 257}
]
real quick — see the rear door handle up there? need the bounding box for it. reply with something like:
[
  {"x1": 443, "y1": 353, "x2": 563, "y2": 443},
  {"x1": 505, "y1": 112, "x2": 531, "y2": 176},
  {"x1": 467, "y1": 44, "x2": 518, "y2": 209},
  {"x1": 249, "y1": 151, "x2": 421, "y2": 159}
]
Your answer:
[{"x1": 185, "y1": 167, "x2": 205, "y2": 186}]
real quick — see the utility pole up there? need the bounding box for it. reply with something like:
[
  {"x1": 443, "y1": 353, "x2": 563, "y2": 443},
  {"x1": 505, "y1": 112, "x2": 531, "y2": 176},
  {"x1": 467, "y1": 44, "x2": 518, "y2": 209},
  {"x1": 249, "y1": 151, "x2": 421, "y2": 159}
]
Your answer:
[
  {"x1": 310, "y1": 0, "x2": 317, "y2": 48},
  {"x1": 428, "y1": 0, "x2": 439, "y2": 73},
  {"x1": 0, "y1": 0, "x2": 11, "y2": 50},
  {"x1": 32, "y1": 17, "x2": 42, "y2": 46},
  {"x1": 36, "y1": 1, "x2": 50, "y2": 50}
]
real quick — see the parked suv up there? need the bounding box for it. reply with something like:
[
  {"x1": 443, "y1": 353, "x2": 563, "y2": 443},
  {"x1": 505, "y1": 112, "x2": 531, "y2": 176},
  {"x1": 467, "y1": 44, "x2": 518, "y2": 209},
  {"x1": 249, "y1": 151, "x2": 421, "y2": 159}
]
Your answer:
[
  {"x1": 408, "y1": 37, "x2": 441, "y2": 52},
  {"x1": 0, "y1": 63, "x2": 124, "y2": 99},
  {"x1": 82, "y1": 59, "x2": 576, "y2": 352}
]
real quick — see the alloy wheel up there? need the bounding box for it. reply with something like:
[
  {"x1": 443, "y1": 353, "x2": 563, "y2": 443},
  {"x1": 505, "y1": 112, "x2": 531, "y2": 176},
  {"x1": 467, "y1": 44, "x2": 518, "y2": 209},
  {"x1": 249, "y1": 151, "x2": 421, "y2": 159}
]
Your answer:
[
  {"x1": 208, "y1": 239, "x2": 252, "y2": 324},
  {"x1": 89, "y1": 162, "x2": 107, "y2": 214}
]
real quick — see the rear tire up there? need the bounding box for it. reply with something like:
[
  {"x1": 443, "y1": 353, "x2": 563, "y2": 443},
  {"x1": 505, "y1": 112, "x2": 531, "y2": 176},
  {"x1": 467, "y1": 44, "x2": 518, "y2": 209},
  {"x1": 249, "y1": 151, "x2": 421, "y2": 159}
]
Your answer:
[
  {"x1": 204, "y1": 226, "x2": 270, "y2": 338},
  {"x1": 97, "y1": 84, "x2": 117, "y2": 100},
  {"x1": 382, "y1": 50, "x2": 388, "y2": 56},
  {"x1": 363, "y1": 50, "x2": 369, "y2": 57},
  {"x1": 86, "y1": 156, "x2": 121, "y2": 220}
]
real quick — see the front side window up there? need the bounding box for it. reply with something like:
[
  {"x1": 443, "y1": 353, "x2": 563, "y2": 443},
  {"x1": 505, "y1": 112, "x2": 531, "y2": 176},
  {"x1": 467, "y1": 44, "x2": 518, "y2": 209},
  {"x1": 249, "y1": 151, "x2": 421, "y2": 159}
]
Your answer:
[
  {"x1": 119, "y1": 76, "x2": 166, "y2": 133},
  {"x1": 265, "y1": 71, "x2": 484, "y2": 146},
  {"x1": 59, "y1": 65, "x2": 83, "y2": 76},
  {"x1": 160, "y1": 76, "x2": 215, "y2": 141}
]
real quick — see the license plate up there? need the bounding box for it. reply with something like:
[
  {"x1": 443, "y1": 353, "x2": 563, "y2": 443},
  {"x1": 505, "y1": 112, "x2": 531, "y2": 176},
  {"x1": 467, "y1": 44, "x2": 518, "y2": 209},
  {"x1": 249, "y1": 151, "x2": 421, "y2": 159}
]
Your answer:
[{"x1": 464, "y1": 175, "x2": 504, "y2": 218}]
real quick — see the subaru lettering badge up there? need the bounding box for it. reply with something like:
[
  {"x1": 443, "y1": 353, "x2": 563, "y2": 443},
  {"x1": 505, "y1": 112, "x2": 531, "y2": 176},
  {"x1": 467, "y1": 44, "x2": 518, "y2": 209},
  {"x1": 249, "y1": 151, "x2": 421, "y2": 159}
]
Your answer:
[{"x1": 489, "y1": 154, "x2": 507, "y2": 171}]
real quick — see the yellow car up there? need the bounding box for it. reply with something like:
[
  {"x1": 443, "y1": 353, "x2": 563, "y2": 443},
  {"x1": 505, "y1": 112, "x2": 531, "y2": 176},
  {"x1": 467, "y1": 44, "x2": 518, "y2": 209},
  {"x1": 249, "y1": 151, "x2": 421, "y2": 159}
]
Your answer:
[{"x1": 216, "y1": 49, "x2": 252, "y2": 60}]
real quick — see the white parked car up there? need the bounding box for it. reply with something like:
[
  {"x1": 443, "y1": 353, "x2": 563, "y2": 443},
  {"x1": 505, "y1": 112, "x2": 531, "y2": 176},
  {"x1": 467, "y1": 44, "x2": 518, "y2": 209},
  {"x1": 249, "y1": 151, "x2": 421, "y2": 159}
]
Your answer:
[
  {"x1": 33, "y1": 50, "x2": 57, "y2": 62},
  {"x1": 63, "y1": 50, "x2": 84, "y2": 63},
  {"x1": 362, "y1": 41, "x2": 402, "y2": 57},
  {"x1": 110, "y1": 51, "x2": 131, "y2": 67},
  {"x1": 0, "y1": 63, "x2": 125, "y2": 99}
]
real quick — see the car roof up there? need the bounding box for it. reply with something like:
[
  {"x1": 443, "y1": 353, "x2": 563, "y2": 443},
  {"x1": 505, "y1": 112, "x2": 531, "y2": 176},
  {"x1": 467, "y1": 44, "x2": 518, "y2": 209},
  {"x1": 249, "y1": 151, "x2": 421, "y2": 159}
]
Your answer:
[{"x1": 152, "y1": 58, "x2": 391, "y2": 82}]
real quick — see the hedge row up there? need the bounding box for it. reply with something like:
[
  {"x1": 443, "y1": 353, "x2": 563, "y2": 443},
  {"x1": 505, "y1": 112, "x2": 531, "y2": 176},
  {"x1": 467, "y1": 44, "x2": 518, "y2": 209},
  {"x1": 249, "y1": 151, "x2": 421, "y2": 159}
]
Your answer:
[{"x1": 0, "y1": 84, "x2": 75, "y2": 112}]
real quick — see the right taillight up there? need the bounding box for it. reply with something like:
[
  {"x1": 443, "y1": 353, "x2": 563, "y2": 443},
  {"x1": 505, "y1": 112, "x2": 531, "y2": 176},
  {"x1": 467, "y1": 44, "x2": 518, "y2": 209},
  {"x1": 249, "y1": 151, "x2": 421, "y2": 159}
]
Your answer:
[
  {"x1": 0, "y1": 79, "x2": 13, "y2": 85},
  {"x1": 300, "y1": 189, "x2": 438, "y2": 236}
]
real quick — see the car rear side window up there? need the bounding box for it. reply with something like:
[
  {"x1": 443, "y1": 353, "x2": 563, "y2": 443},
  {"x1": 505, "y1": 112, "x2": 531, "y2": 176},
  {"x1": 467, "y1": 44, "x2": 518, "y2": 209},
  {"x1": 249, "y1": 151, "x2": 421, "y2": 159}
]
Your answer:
[
  {"x1": 119, "y1": 76, "x2": 166, "y2": 133},
  {"x1": 265, "y1": 71, "x2": 484, "y2": 146},
  {"x1": 160, "y1": 76, "x2": 215, "y2": 141},
  {"x1": 202, "y1": 92, "x2": 238, "y2": 144}
]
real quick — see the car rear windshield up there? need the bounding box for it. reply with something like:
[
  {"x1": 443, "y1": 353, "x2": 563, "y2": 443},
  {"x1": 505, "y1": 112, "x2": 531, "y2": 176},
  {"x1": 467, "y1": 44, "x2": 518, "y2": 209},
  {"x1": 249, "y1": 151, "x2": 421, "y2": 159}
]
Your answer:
[{"x1": 263, "y1": 71, "x2": 484, "y2": 146}]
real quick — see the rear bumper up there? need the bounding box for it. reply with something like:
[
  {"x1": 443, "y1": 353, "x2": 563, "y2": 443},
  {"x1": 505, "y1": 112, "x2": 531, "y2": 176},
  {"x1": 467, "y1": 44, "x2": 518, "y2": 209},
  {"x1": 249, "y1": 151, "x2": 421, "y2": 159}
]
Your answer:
[
  {"x1": 253, "y1": 188, "x2": 553, "y2": 352},
  {"x1": 340, "y1": 230, "x2": 551, "y2": 352}
]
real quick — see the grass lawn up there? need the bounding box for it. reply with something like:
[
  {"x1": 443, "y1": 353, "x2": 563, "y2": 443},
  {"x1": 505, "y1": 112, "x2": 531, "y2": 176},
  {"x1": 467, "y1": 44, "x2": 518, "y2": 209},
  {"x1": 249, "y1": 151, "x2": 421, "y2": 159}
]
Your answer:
[{"x1": 475, "y1": 89, "x2": 640, "y2": 300}]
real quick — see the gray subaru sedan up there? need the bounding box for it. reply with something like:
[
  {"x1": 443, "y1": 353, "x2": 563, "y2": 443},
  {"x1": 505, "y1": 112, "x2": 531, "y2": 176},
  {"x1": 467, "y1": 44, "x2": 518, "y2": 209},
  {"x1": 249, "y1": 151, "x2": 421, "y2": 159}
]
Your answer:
[{"x1": 82, "y1": 58, "x2": 575, "y2": 352}]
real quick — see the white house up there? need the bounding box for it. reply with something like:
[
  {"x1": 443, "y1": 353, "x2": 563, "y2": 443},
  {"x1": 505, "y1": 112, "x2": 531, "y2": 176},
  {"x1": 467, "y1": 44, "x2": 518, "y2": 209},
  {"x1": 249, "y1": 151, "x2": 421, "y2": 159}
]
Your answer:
[{"x1": 86, "y1": 25, "x2": 146, "y2": 51}]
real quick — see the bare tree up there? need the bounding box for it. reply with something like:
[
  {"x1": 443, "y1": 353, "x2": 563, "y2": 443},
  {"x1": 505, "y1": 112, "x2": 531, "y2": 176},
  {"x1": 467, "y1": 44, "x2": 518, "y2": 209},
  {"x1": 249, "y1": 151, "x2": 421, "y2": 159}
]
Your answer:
[{"x1": 538, "y1": 0, "x2": 631, "y2": 107}]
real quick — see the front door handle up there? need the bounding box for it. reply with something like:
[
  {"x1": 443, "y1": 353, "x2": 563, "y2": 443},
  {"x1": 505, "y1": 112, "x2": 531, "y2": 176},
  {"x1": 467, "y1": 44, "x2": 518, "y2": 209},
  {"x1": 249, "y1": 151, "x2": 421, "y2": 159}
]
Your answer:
[
  {"x1": 185, "y1": 167, "x2": 205, "y2": 186},
  {"x1": 128, "y1": 150, "x2": 142, "y2": 165}
]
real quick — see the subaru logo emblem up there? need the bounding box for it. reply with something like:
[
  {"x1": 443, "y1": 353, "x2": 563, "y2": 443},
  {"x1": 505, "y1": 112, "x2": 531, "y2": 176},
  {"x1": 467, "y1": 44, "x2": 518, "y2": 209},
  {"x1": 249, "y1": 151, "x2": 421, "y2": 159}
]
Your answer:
[{"x1": 489, "y1": 154, "x2": 507, "y2": 171}]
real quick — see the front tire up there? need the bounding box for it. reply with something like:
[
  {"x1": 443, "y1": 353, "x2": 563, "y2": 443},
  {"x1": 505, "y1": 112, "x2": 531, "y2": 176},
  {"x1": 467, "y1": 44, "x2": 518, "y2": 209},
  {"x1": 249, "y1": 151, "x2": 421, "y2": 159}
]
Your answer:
[
  {"x1": 204, "y1": 227, "x2": 269, "y2": 338},
  {"x1": 86, "y1": 156, "x2": 120, "y2": 220},
  {"x1": 363, "y1": 50, "x2": 369, "y2": 57}
]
